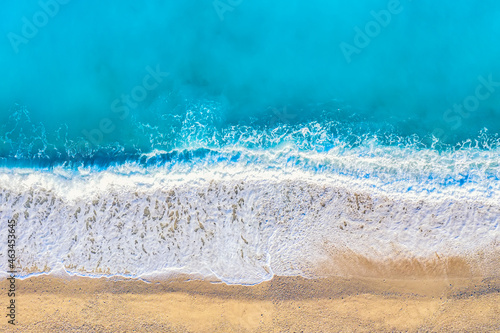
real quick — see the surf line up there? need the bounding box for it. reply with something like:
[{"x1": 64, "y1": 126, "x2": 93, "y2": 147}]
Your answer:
[{"x1": 6, "y1": 218, "x2": 17, "y2": 325}]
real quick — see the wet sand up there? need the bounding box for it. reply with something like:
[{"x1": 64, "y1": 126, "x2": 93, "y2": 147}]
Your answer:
[
  {"x1": 0, "y1": 273, "x2": 498, "y2": 332},
  {"x1": 1, "y1": 251, "x2": 499, "y2": 332}
]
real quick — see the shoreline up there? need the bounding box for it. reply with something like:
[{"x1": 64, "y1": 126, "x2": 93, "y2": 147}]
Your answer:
[
  {"x1": 3, "y1": 244, "x2": 498, "y2": 282},
  {"x1": 1, "y1": 273, "x2": 499, "y2": 332}
]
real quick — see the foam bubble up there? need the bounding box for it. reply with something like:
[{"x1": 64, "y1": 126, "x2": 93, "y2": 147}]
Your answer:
[{"x1": 0, "y1": 144, "x2": 498, "y2": 284}]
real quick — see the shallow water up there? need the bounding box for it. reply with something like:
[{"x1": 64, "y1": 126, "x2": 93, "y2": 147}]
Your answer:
[{"x1": 0, "y1": 0, "x2": 499, "y2": 283}]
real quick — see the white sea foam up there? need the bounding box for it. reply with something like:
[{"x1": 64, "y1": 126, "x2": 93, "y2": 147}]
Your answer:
[{"x1": 0, "y1": 145, "x2": 499, "y2": 284}]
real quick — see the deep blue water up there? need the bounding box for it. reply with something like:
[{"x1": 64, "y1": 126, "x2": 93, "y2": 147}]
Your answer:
[
  {"x1": 1, "y1": 1, "x2": 500, "y2": 283},
  {"x1": 1, "y1": 0, "x2": 500, "y2": 165}
]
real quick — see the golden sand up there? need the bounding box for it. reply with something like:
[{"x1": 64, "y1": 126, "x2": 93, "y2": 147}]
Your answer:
[
  {"x1": 1, "y1": 253, "x2": 499, "y2": 332},
  {"x1": 0, "y1": 274, "x2": 498, "y2": 332}
]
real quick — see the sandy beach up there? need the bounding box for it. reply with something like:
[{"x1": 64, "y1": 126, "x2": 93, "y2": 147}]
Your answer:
[
  {"x1": 1, "y1": 255, "x2": 499, "y2": 332},
  {"x1": 3, "y1": 1, "x2": 500, "y2": 332}
]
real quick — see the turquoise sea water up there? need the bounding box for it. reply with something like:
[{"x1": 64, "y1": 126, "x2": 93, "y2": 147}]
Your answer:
[
  {"x1": 0, "y1": 1, "x2": 499, "y2": 283},
  {"x1": 1, "y1": 0, "x2": 500, "y2": 164}
]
